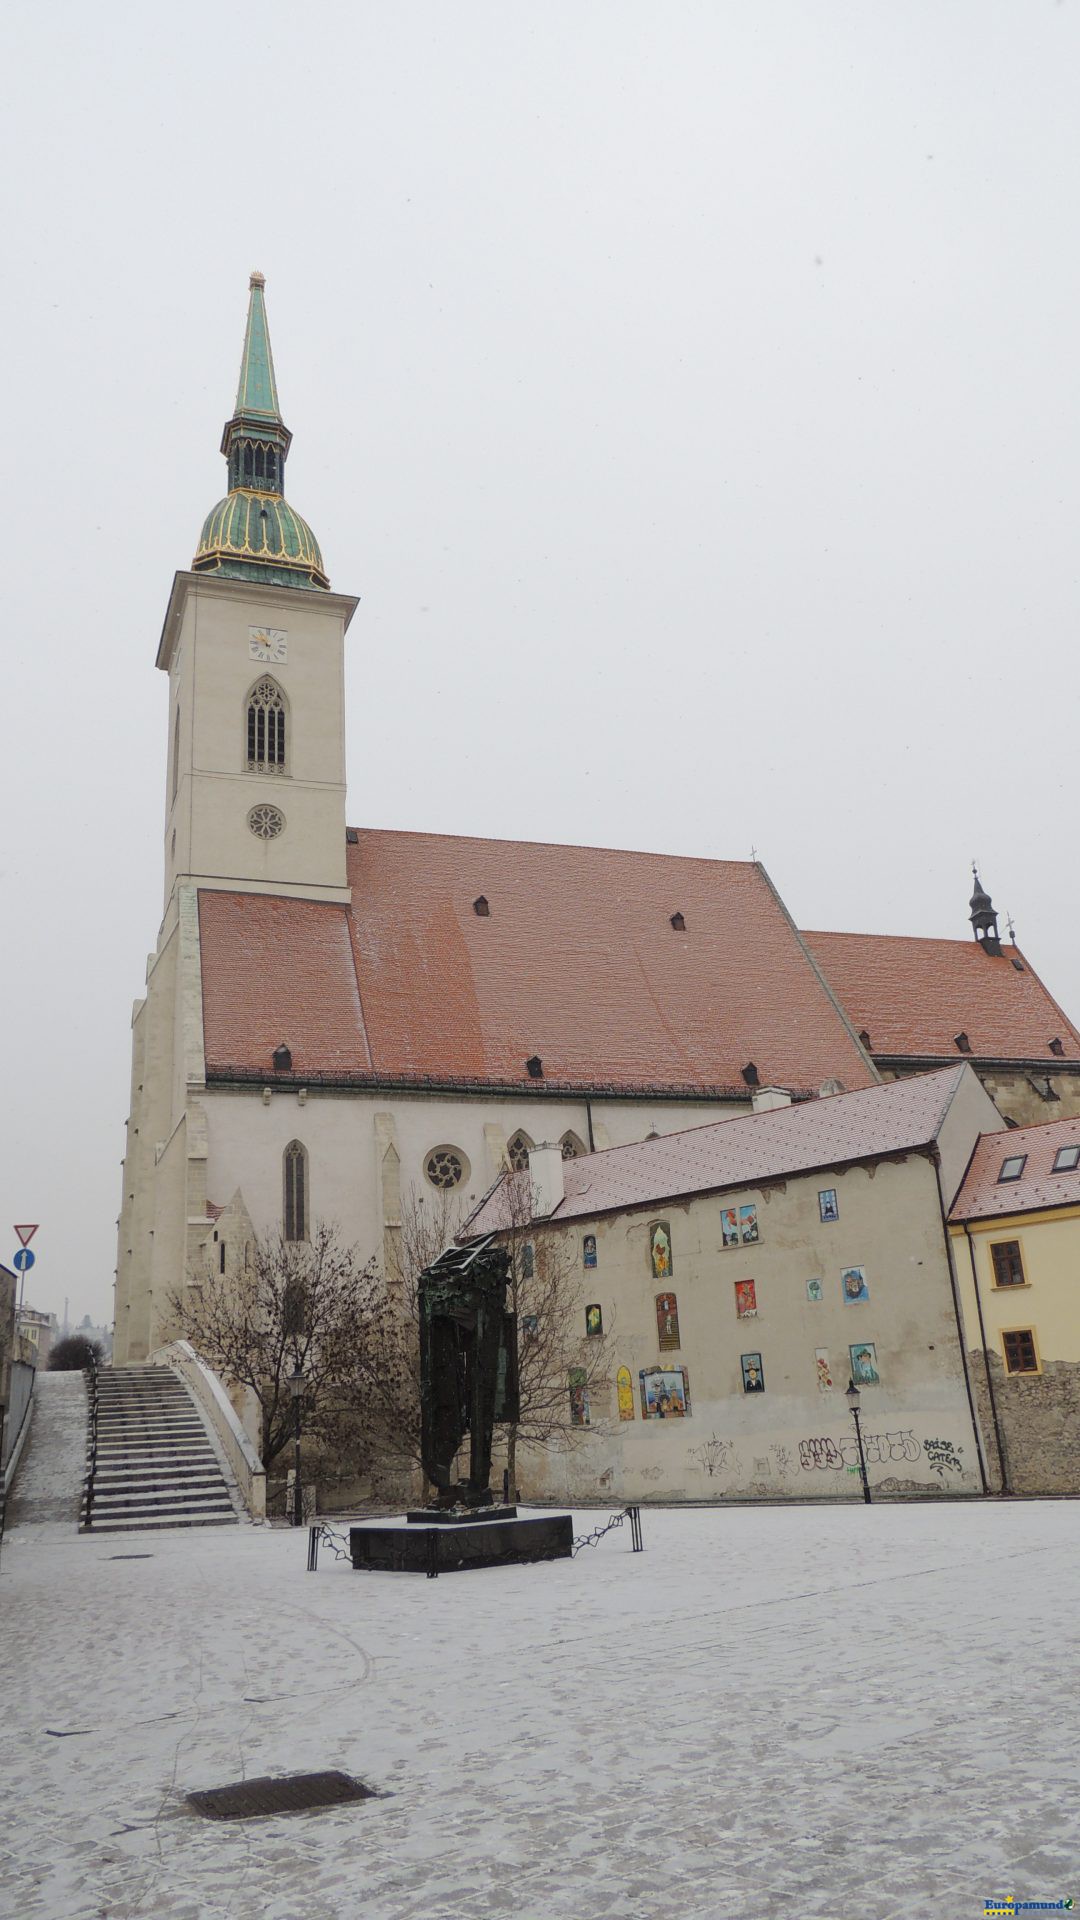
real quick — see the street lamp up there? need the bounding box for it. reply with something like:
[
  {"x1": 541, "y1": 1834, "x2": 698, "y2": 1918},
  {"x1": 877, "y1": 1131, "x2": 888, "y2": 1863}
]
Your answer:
[
  {"x1": 290, "y1": 1360, "x2": 304, "y2": 1527},
  {"x1": 845, "y1": 1378, "x2": 872, "y2": 1505}
]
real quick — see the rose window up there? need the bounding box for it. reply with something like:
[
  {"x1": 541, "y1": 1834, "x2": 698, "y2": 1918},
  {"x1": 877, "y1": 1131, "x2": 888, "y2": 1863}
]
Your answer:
[
  {"x1": 425, "y1": 1147, "x2": 469, "y2": 1190},
  {"x1": 248, "y1": 804, "x2": 285, "y2": 839}
]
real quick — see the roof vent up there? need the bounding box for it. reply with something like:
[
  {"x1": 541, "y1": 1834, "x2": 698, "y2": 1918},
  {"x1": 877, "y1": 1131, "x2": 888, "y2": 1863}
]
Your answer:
[
  {"x1": 273, "y1": 1043, "x2": 293, "y2": 1072},
  {"x1": 741, "y1": 1063, "x2": 760, "y2": 1088},
  {"x1": 1011, "y1": 957, "x2": 1026, "y2": 973},
  {"x1": 858, "y1": 1029, "x2": 871, "y2": 1051},
  {"x1": 954, "y1": 1032, "x2": 972, "y2": 1055},
  {"x1": 1049, "y1": 1037, "x2": 1065, "y2": 1057},
  {"x1": 670, "y1": 912, "x2": 686, "y2": 931},
  {"x1": 526, "y1": 1055, "x2": 543, "y2": 1079},
  {"x1": 346, "y1": 827, "x2": 359, "y2": 846},
  {"x1": 473, "y1": 896, "x2": 490, "y2": 917}
]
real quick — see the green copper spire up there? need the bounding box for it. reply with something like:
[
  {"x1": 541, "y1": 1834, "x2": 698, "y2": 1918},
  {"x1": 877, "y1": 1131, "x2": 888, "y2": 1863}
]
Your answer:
[
  {"x1": 234, "y1": 270, "x2": 281, "y2": 419},
  {"x1": 193, "y1": 273, "x2": 329, "y2": 590}
]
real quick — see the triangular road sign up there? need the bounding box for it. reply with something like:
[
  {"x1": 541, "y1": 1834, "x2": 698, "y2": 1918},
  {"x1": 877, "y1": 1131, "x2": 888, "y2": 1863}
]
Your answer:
[{"x1": 13, "y1": 1225, "x2": 38, "y2": 1247}]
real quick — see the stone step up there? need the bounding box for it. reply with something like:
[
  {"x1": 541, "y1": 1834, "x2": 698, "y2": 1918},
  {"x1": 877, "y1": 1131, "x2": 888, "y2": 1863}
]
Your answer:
[
  {"x1": 83, "y1": 1513, "x2": 238, "y2": 1533},
  {"x1": 89, "y1": 1487, "x2": 236, "y2": 1512}
]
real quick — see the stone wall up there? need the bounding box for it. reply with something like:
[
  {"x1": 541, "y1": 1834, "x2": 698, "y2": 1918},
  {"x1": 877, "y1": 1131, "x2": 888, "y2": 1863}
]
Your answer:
[{"x1": 968, "y1": 1348, "x2": 1080, "y2": 1494}]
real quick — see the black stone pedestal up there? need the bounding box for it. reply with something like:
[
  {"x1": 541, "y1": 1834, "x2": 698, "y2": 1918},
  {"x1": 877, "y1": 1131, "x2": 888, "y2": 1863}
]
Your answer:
[
  {"x1": 350, "y1": 1511, "x2": 572, "y2": 1574},
  {"x1": 405, "y1": 1505, "x2": 518, "y2": 1525}
]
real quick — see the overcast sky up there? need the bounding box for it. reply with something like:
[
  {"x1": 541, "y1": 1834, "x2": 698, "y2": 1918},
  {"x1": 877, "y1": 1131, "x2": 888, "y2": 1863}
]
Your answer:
[{"x1": 3, "y1": 2, "x2": 1078, "y2": 1328}]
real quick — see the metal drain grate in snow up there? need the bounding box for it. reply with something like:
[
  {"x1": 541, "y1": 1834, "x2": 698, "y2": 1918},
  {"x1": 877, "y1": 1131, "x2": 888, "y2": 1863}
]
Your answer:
[{"x1": 187, "y1": 1771, "x2": 374, "y2": 1821}]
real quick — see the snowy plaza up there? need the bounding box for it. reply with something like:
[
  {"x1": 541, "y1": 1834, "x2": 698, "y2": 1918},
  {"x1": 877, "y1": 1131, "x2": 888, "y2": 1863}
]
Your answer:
[{"x1": 2, "y1": 1472, "x2": 1077, "y2": 1919}]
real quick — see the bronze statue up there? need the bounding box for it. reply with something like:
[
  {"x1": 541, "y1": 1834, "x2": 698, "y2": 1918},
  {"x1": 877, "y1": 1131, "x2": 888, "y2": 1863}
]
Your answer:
[{"x1": 418, "y1": 1236, "x2": 519, "y2": 1508}]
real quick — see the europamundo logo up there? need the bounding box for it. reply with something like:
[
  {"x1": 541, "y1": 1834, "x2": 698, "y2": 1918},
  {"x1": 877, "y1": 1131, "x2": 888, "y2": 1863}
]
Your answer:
[{"x1": 983, "y1": 1900, "x2": 1074, "y2": 1916}]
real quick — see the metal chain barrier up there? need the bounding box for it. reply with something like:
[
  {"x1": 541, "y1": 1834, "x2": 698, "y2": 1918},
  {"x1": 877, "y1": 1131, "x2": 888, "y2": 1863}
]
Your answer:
[
  {"x1": 572, "y1": 1504, "x2": 643, "y2": 1555},
  {"x1": 306, "y1": 1521, "x2": 352, "y2": 1570},
  {"x1": 306, "y1": 1504, "x2": 643, "y2": 1571}
]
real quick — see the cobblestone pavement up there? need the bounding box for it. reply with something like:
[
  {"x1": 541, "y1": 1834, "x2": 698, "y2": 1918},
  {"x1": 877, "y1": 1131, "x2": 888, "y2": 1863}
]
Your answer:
[{"x1": 1, "y1": 1499, "x2": 1077, "y2": 1920}]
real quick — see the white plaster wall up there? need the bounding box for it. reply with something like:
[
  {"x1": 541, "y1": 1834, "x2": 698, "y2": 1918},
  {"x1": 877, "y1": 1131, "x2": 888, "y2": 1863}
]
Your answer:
[
  {"x1": 515, "y1": 1153, "x2": 983, "y2": 1503},
  {"x1": 202, "y1": 1087, "x2": 750, "y2": 1259},
  {"x1": 163, "y1": 575, "x2": 354, "y2": 905}
]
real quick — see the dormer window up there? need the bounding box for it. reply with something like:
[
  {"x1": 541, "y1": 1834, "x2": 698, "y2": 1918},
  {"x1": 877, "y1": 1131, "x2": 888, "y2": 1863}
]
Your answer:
[
  {"x1": 954, "y1": 1033, "x2": 972, "y2": 1054},
  {"x1": 1049, "y1": 1038, "x2": 1065, "y2": 1058},
  {"x1": 997, "y1": 1154, "x2": 1027, "y2": 1183},
  {"x1": 1052, "y1": 1145, "x2": 1080, "y2": 1173}
]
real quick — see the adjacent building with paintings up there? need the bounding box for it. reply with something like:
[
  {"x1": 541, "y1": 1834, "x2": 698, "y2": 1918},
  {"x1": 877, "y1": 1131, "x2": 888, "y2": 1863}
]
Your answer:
[
  {"x1": 113, "y1": 276, "x2": 1080, "y2": 1413},
  {"x1": 949, "y1": 1114, "x2": 1080, "y2": 1495},
  {"x1": 466, "y1": 1065, "x2": 1006, "y2": 1502}
]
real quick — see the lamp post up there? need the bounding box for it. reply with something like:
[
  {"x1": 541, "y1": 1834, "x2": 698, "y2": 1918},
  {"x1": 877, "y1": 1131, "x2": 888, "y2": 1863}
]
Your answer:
[
  {"x1": 290, "y1": 1360, "x2": 304, "y2": 1527},
  {"x1": 845, "y1": 1378, "x2": 872, "y2": 1505}
]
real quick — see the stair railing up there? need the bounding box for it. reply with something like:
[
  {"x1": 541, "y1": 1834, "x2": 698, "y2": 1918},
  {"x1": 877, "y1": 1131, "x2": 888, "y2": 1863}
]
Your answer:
[{"x1": 82, "y1": 1354, "x2": 100, "y2": 1530}]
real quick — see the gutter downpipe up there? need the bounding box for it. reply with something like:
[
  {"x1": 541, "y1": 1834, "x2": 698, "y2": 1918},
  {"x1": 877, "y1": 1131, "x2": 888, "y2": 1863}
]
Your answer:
[
  {"x1": 964, "y1": 1221, "x2": 1009, "y2": 1494},
  {"x1": 585, "y1": 1099, "x2": 596, "y2": 1154},
  {"x1": 932, "y1": 1150, "x2": 989, "y2": 1495}
]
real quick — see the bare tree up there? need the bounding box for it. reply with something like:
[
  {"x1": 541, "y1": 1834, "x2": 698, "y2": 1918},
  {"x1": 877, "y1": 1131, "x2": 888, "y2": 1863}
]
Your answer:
[
  {"x1": 495, "y1": 1172, "x2": 614, "y2": 1498},
  {"x1": 168, "y1": 1224, "x2": 409, "y2": 1473}
]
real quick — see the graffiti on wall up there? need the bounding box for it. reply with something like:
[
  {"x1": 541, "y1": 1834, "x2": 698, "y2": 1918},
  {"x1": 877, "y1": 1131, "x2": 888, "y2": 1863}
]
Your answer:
[
  {"x1": 798, "y1": 1430, "x2": 923, "y2": 1471},
  {"x1": 690, "y1": 1433, "x2": 741, "y2": 1477},
  {"x1": 923, "y1": 1437, "x2": 965, "y2": 1477}
]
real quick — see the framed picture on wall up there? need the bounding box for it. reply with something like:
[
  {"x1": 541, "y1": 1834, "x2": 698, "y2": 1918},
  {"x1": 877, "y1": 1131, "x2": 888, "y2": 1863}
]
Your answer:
[{"x1": 818, "y1": 1189, "x2": 839, "y2": 1223}]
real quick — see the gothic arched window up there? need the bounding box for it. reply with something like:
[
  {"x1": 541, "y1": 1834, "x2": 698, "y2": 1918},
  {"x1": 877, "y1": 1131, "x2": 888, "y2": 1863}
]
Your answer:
[
  {"x1": 283, "y1": 1140, "x2": 308, "y2": 1242},
  {"x1": 560, "y1": 1132, "x2": 586, "y2": 1160},
  {"x1": 247, "y1": 678, "x2": 287, "y2": 773},
  {"x1": 506, "y1": 1130, "x2": 534, "y2": 1173}
]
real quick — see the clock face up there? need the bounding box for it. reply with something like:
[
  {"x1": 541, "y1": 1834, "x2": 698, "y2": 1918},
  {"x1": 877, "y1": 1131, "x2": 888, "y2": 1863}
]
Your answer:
[{"x1": 248, "y1": 626, "x2": 287, "y2": 663}]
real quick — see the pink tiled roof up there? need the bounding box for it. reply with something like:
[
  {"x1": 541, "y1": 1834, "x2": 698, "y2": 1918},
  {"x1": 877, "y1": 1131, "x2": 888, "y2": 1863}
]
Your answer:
[
  {"x1": 199, "y1": 833, "x2": 874, "y2": 1094},
  {"x1": 948, "y1": 1114, "x2": 1080, "y2": 1221},
  {"x1": 466, "y1": 1064, "x2": 973, "y2": 1232},
  {"x1": 803, "y1": 930, "x2": 1080, "y2": 1065},
  {"x1": 199, "y1": 893, "x2": 373, "y2": 1079}
]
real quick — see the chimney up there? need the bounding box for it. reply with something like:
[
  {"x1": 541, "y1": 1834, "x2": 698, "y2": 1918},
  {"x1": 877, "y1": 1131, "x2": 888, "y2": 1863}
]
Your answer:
[
  {"x1": 751, "y1": 1086, "x2": 792, "y2": 1114},
  {"x1": 527, "y1": 1142, "x2": 565, "y2": 1219}
]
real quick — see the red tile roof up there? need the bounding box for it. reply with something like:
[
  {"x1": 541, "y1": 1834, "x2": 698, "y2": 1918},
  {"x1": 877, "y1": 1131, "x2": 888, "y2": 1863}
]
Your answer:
[
  {"x1": 466, "y1": 1064, "x2": 974, "y2": 1232},
  {"x1": 199, "y1": 892, "x2": 372, "y2": 1079},
  {"x1": 198, "y1": 833, "x2": 874, "y2": 1093},
  {"x1": 948, "y1": 1113, "x2": 1080, "y2": 1221},
  {"x1": 803, "y1": 931, "x2": 1080, "y2": 1066}
]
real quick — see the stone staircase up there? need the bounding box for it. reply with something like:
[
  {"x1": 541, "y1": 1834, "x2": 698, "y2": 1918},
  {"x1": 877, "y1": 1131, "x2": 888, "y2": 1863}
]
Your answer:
[{"x1": 82, "y1": 1366, "x2": 238, "y2": 1532}]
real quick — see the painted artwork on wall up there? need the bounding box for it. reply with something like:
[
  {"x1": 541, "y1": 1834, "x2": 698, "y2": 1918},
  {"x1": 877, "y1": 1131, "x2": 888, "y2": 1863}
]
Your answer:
[
  {"x1": 655, "y1": 1292, "x2": 681, "y2": 1350},
  {"x1": 568, "y1": 1368, "x2": 590, "y2": 1426},
  {"x1": 806, "y1": 1278, "x2": 824, "y2": 1303},
  {"x1": 841, "y1": 1266, "x2": 869, "y2": 1304},
  {"x1": 583, "y1": 1234, "x2": 597, "y2": 1270},
  {"x1": 734, "y1": 1279, "x2": 757, "y2": 1318},
  {"x1": 522, "y1": 1314, "x2": 539, "y2": 1339},
  {"x1": 616, "y1": 1367, "x2": 635, "y2": 1420},
  {"x1": 639, "y1": 1367, "x2": 691, "y2": 1419},
  {"x1": 818, "y1": 1189, "x2": 839, "y2": 1223},
  {"x1": 650, "y1": 1221, "x2": 674, "y2": 1279},
  {"x1": 741, "y1": 1353, "x2": 765, "y2": 1392},
  {"x1": 815, "y1": 1348, "x2": 834, "y2": 1392},
  {"x1": 849, "y1": 1342, "x2": 880, "y2": 1385},
  {"x1": 585, "y1": 1303, "x2": 603, "y2": 1338},
  {"x1": 721, "y1": 1205, "x2": 759, "y2": 1248}
]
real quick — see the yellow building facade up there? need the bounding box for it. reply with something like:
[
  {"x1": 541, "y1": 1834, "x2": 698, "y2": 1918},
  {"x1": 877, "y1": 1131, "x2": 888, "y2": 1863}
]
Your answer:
[{"x1": 949, "y1": 1115, "x2": 1080, "y2": 1494}]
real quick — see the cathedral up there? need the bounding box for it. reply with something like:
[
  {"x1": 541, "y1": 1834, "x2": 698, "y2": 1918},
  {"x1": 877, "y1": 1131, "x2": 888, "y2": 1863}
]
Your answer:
[{"x1": 113, "y1": 278, "x2": 1080, "y2": 1364}]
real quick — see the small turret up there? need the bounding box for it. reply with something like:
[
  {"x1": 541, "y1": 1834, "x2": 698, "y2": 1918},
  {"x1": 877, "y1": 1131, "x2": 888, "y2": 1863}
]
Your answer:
[{"x1": 969, "y1": 865, "x2": 1002, "y2": 957}]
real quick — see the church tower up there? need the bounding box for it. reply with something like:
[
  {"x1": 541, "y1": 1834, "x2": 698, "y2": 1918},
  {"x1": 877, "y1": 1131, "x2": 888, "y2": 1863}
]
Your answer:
[{"x1": 157, "y1": 273, "x2": 357, "y2": 910}]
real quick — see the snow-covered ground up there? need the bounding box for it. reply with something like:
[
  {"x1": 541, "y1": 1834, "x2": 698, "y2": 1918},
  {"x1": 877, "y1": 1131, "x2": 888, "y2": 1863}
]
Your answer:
[{"x1": 1, "y1": 1490, "x2": 1077, "y2": 1920}]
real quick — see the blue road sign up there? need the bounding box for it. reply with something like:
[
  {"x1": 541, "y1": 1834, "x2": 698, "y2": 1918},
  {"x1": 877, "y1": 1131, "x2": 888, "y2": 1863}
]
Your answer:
[{"x1": 12, "y1": 1248, "x2": 35, "y2": 1272}]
